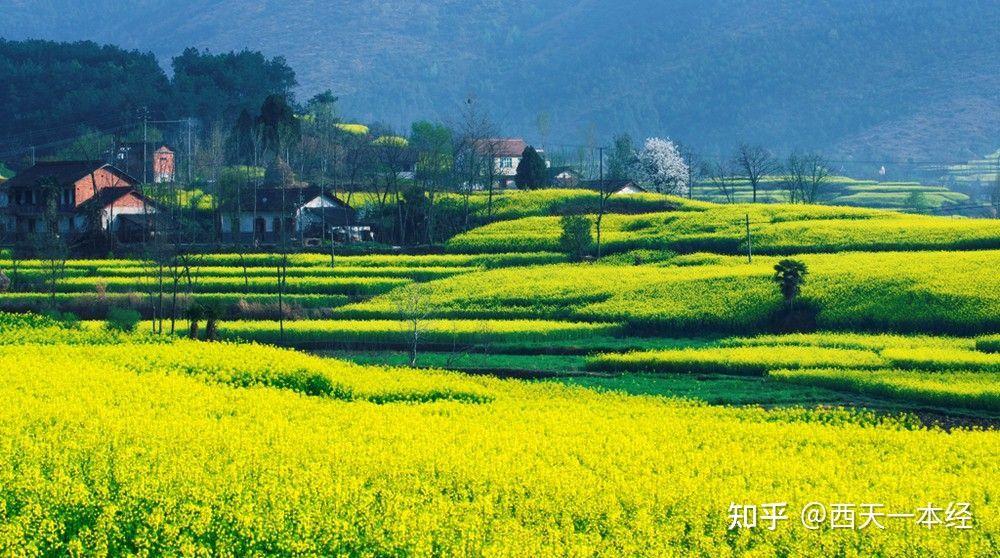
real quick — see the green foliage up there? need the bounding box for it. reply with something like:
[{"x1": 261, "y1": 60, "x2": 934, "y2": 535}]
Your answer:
[
  {"x1": 558, "y1": 214, "x2": 593, "y2": 261},
  {"x1": 257, "y1": 94, "x2": 301, "y2": 155},
  {"x1": 515, "y1": 146, "x2": 548, "y2": 189},
  {"x1": 773, "y1": 259, "x2": 807, "y2": 303},
  {"x1": 976, "y1": 335, "x2": 1000, "y2": 353},
  {"x1": 588, "y1": 346, "x2": 885, "y2": 376},
  {"x1": 171, "y1": 47, "x2": 297, "y2": 124},
  {"x1": 104, "y1": 307, "x2": 141, "y2": 333},
  {"x1": 0, "y1": 39, "x2": 170, "y2": 146}
]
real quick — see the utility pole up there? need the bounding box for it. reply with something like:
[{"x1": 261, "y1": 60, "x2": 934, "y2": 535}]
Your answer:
[
  {"x1": 141, "y1": 106, "x2": 149, "y2": 185},
  {"x1": 599, "y1": 146, "x2": 604, "y2": 191},
  {"x1": 745, "y1": 214, "x2": 753, "y2": 263},
  {"x1": 186, "y1": 117, "x2": 193, "y2": 184}
]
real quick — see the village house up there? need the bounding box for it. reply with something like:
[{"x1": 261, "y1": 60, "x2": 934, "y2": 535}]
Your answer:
[
  {"x1": 475, "y1": 138, "x2": 549, "y2": 189},
  {"x1": 548, "y1": 166, "x2": 581, "y2": 187},
  {"x1": 219, "y1": 185, "x2": 367, "y2": 244},
  {"x1": 0, "y1": 160, "x2": 159, "y2": 242},
  {"x1": 219, "y1": 158, "x2": 367, "y2": 244}
]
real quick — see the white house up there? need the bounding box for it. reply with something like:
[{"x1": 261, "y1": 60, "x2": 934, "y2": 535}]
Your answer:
[{"x1": 220, "y1": 185, "x2": 367, "y2": 244}]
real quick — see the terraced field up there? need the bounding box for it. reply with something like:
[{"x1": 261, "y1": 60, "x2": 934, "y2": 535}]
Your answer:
[{"x1": 1, "y1": 192, "x2": 997, "y2": 555}]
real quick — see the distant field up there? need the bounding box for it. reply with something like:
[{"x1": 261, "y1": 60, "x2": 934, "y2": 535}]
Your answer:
[
  {"x1": 689, "y1": 177, "x2": 972, "y2": 211},
  {"x1": 340, "y1": 250, "x2": 1000, "y2": 335},
  {"x1": 446, "y1": 203, "x2": 1000, "y2": 255}
]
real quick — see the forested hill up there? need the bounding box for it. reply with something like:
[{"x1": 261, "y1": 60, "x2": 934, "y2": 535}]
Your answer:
[{"x1": 1, "y1": 0, "x2": 997, "y2": 159}]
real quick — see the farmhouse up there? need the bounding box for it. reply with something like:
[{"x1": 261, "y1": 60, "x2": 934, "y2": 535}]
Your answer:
[
  {"x1": 475, "y1": 138, "x2": 549, "y2": 189},
  {"x1": 0, "y1": 160, "x2": 159, "y2": 242},
  {"x1": 220, "y1": 185, "x2": 366, "y2": 244},
  {"x1": 549, "y1": 166, "x2": 581, "y2": 187}
]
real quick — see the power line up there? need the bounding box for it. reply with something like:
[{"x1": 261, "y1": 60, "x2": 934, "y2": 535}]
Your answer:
[{"x1": 0, "y1": 121, "x2": 140, "y2": 160}]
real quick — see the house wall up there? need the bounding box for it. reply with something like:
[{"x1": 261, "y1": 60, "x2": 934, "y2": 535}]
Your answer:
[
  {"x1": 101, "y1": 192, "x2": 155, "y2": 231},
  {"x1": 494, "y1": 156, "x2": 521, "y2": 177},
  {"x1": 73, "y1": 168, "x2": 133, "y2": 207},
  {"x1": 221, "y1": 212, "x2": 282, "y2": 235}
]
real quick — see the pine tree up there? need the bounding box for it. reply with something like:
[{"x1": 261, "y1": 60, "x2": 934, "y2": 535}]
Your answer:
[{"x1": 515, "y1": 146, "x2": 548, "y2": 190}]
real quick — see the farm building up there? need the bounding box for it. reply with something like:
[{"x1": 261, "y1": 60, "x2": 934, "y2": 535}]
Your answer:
[
  {"x1": 581, "y1": 179, "x2": 646, "y2": 195},
  {"x1": 0, "y1": 160, "x2": 160, "y2": 242},
  {"x1": 219, "y1": 185, "x2": 367, "y2": 244},
  {"x1": 474, "y1": 138, "x2": 549, "y2": 189},
  {"x1": 548, "y1": 166, "x2": 581, "y2": 187},
  {"x1": 113, "y1": 143, "x2": 177, "y2": 183}
]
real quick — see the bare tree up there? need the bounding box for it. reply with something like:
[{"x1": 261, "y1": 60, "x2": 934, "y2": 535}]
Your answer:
[
  {"x1": 679, "y1": 144, "x2": 703, "y2": 199},
  {"x1": 707, "y1": 161, "x2": 738, "y2": 203},
  {"x1": 594, "y1": 146, "x2": 613, "y2": 258},
  {"x1": 733, "y1": 144, "x2": 780, "y2": 203},
  {"x1": 391, "y1": 284, "x2": 433, "y2": 367},
  {"x1": 33, "y1": 177, "x2": 68, "y2": 306},
  {"x1": 784, "y1": 153, "x2": 808, "y2": 204},
  {"x1": 454, "y1": 100, "x2": 501, "y2": 219},
  {"x1": 802, "y1": 154, "x2": 830, "y2": 204}
]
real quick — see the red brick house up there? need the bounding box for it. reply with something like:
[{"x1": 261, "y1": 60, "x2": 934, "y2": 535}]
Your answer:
[
  {"x1": 152, "y1": 146, "x2": 176, "y2": 183},
  {"x1": 114, "y1": 143, "x2": 176, "y2": 183},
  {"x1": 0, "y1": 160, "x2": 158, "y2": 242}
]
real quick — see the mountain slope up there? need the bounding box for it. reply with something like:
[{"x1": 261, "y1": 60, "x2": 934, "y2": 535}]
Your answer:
[{"x1": 0, "y1": 0, "x2": 997, "y2": 159}]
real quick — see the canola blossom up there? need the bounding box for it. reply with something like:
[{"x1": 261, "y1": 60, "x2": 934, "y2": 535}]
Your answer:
[{"x1": 0, "y1": 336, "x2": 996, "y2": 556}]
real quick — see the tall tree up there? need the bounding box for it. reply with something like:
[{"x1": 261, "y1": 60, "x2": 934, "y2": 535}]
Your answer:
[
  {"x1": 515, "y1": 146, "x2": 548, "y2": 190},
  {"x1": 733, "y1": 144, "x2": 780, "y2": 203},
  {"x1": 256, "y1": 94, "x2": 301, "y2": 159},
  {"x1": 606, "y1": 134, "x2": 638, "y2": 181},
  {"x1": 638, "y1": 138, "x2": 689, "y2": 195},
  {"x1": 171, "y1": 48, "x2": 297, "y2": 125},
  {"x1": 410, "y1": 121, "x2": 454, "y2": 243}
]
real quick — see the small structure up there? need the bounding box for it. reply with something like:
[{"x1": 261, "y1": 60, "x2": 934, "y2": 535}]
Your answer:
[
  {"x1": 114, "y1": 143, "x2": 177, "y2": 183},
  {"x1": 0, "y1": 160, "x2": 158, "y2": 242},
  {"x1": 219, "y1": 185, "x2": 366, "y2": 244},
  {"x1": 581, "y1": 179, "x2": 646, "y2": 195},
  {"x1": 548, "y1": 166, "x2": 581, "y2": 187},
  {"x1": 152, "y1": 146, "x2": 176, "y2": 183}
]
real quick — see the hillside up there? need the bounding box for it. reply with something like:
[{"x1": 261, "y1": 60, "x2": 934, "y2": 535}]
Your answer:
[{"x1": 1, "y1": 0, "x2": 997, "y2": 159}]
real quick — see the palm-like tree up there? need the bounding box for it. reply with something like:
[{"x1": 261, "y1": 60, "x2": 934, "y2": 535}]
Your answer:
[{"x1": 773, "y1": 259, "x2": 808, "y2": 309}]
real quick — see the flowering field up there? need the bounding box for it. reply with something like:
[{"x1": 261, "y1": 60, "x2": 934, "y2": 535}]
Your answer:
[
  {"x1": 339, "y1": 250, "x2": 1000, "y2": 335},
  {"x1": 1, "y1": 191, "x2": 998, "y2": 555},
  {"x1": 446, "y1": 204, "x2": 1000, "y2": 255},
  {"x1": 0, "y1": 326, "x2": 996, "y2": 555}
]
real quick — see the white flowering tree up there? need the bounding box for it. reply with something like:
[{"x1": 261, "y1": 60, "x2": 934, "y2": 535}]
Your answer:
[{"x1": 638, "y1": 137, "x2": 689, "y2": 196}]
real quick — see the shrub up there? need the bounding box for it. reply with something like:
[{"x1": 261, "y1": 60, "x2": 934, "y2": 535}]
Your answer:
[
  {"x1": 559, "y1": 214, "x2": 593, "y2": 261},
  {"x1": 105, "y1": 307, "x2": 141, "y2": 333}
]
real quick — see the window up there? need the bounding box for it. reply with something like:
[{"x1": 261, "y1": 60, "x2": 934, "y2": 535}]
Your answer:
[
  {"x1": 499, "y1": 157, "x2": 513, "y2": 169},
  {"x1": 272, "y1": 218, "x2": 281, "y2": 235}
]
